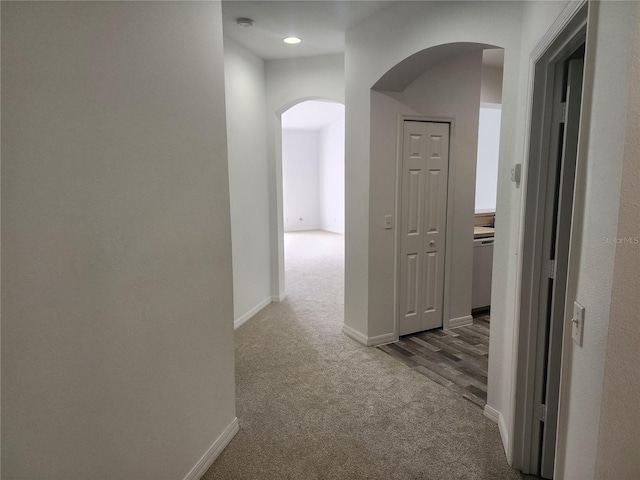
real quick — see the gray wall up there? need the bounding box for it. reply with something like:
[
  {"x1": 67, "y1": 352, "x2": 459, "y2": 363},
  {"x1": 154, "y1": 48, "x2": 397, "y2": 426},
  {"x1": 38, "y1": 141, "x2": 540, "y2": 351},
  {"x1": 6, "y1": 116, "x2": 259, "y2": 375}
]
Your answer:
[{"x1": 1, "y1": 2, "x2": 236, "y2": 478}]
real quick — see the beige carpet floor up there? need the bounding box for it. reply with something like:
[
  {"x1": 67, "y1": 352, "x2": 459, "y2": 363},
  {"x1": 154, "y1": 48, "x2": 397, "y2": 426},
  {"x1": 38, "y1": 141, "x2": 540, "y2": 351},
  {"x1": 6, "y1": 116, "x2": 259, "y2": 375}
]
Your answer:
[{"x1": 204, "y1": 231, "x2": 521, "y2": 480}]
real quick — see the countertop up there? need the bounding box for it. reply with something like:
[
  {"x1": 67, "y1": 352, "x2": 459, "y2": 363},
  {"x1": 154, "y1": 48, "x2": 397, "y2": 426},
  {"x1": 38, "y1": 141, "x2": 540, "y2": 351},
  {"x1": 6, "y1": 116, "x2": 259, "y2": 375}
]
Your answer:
[{"x1": 474, "y1": 226, "x2": 495, "y2": 239}]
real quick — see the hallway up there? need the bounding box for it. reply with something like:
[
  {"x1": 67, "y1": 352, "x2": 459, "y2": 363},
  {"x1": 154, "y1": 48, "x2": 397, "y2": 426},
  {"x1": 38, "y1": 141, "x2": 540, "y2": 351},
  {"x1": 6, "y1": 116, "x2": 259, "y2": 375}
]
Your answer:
[{"x1": 204, "y1": 231, "x2": 519, "y2": 479}]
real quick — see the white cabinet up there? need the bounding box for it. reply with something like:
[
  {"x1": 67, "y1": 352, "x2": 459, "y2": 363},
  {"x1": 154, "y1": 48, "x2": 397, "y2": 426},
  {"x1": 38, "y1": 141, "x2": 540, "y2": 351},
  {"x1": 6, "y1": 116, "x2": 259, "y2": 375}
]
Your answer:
[{"x1": 472, "y1": 237, "x2": 494, "y2": 309}]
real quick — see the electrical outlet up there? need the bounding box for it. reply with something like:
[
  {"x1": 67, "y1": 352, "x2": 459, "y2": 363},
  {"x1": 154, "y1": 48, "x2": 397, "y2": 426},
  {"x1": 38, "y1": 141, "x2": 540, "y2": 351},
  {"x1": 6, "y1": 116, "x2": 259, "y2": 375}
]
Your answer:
[
  {"x1": 572, "y1": 301, "x2": 585, "y2": 346},
  {"x1": 384, "y1": 215, "x2": 393, "y2": 230}
]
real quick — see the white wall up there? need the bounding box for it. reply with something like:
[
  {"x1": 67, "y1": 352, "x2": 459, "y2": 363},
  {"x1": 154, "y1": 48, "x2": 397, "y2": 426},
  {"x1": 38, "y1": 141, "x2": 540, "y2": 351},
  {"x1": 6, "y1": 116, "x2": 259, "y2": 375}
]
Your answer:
[
  {"x1": 485, "y1": 0, "x2": 567, "y2": 465},
  {"x1": 1, "y1": 2, "x2": 236, "y2": 479},
  {"x1": 266, "y1": 54, "x2": 345, "y2": 118},
  {"x1": 480, "y1": 3, "x2": 638, "y2": 474},
  {"x1": 344, "y1": 0, "x2": 589, "y2": 465},
  {"x1": 475, "y1": 106, "x2": 502, "y2": 212},
  {"x1": 319, "y1": 114, "x2": 346, "y2": 234},
  {"x1": 481, "y1": 65, "x2": 504, "y2": 104},
  {"x1": 265, "y1": 55, "x2": 345, "y2": 297},
  {"x1": 345, "y1": 2, "x2": 521, "y2": 344},
  {"x1": 553, "y1": 2, "x2": 639, "y2": 478},
  {"x1": 343, "y1": 5, "x2": 638, "y2": 472},
  {"x1": 281, "y1": 101, "x2": 344, "y2": 234},
  {"x1": 595, "y1": 7, "x2": 640, "y2": 477},
  {"x1": 344, "y1": 2, "x2": 525, "y2": 360},
  {"x1": 368, "y1": 49, "x2": 484, "y2": 337},
  {"x1": 282, "y1": 129, "x2": 321, "y2": 231},
  {"x1": 224, "y1": 37, "x2": 273, "y2": 322}
]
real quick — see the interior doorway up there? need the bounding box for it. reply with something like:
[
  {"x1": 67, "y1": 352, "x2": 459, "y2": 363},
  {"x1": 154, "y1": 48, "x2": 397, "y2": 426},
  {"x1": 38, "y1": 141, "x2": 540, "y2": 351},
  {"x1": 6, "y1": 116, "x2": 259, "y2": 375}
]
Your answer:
[
  {"x1": 376, "y1": 44, "x2": 505, "y2": 412},
  {"x1": 515, "y1": 4, "x2": 587, "y2": 477},
  {"x1": 471, "y1": 48, "x2": 504, "y2": 322},
  {"x1": 280, "y1": 100, "x2": 345, "y2": 295}
]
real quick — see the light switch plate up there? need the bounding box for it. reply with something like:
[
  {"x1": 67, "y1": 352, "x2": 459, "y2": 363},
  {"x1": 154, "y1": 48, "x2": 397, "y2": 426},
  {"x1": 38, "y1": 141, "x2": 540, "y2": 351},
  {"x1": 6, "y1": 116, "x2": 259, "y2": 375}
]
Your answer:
[
  {"x1": 511, "y1": 163, "x2": 522, "y2": 186},
  {"x1": 572, "y1": 301, "x2": 585, "y2": 346},
  {"x1": 384, "y1": 215, "x2": 393, "y2": 230}
]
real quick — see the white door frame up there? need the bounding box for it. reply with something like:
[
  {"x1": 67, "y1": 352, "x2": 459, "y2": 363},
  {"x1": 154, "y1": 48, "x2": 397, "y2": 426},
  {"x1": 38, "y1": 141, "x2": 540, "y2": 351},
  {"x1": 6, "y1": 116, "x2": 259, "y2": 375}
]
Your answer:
[
  {"x1": 393, "y1": 115, "x2": 457, "y2": 338},
  {"x1": 512, "y1": 1, "x2": 588, "y2": 474}
]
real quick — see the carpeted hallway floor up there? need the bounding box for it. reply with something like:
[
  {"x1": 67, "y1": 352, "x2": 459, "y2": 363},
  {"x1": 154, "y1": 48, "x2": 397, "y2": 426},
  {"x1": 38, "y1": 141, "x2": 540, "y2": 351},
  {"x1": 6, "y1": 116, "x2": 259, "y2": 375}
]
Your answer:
[{"x1": 204, "y1": 230, "x2": 520, "y2": 480}]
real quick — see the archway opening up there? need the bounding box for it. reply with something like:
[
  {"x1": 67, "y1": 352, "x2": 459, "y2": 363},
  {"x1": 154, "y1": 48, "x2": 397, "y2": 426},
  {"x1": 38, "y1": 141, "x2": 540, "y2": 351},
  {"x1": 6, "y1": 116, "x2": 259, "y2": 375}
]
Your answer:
[
  {"x1": 279, "y1": 99, "x2": 345, "y2": 311},
  {"x1": 368, "y1": 42, "x2": 505, "y2": 413}
]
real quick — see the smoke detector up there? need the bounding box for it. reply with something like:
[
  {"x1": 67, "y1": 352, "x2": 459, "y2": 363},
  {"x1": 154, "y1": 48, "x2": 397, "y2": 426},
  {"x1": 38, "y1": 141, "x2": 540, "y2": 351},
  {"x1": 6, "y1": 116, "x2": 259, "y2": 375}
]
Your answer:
[{"x1": 236, "y1": 18, "x2": 253, "y2": 28}]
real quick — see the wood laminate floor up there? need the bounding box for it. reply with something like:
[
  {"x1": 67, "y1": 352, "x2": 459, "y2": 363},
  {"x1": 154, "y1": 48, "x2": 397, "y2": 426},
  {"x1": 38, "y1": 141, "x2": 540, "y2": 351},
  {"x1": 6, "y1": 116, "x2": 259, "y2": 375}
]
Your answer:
[{"x1": 378, "y1": 313, "x2": 490, "y2": 409}]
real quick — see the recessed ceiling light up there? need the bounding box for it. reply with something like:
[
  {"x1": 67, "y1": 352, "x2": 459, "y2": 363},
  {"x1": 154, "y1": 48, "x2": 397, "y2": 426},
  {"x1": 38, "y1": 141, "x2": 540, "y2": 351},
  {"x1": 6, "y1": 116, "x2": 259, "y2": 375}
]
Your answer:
[
  {"x1": 236, "y1": 18, "x2": 253, "y2": 28},
  {"x1": 283, "y1": 37, "x2": 302, "y2": 45}
]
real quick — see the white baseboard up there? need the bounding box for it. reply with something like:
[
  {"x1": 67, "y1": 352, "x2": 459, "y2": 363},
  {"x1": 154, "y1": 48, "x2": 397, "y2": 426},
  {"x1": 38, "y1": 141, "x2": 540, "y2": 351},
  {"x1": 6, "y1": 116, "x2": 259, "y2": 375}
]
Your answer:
[
  {"x1": 271, "y1": 292, "x2": 287, "y2": 303},
  {"x1": 342, "y1": 323, "x2": 369, "y2": 345},
  {"x1": 483, "y1": 404, "x2": 500, "y2": 423},
  {"x1": 319, "y1": 227, "x2": 345, "y2": 235},
  {"x1": 234, "y1": 297, "x2": 271, "y2": 330},
  {"x1": 367, "y1": 332, "x2": 398, "y2": 346},
  {"x1": 446, "y1": 314, "x2": 473, "y2": 329},
  {"x1": 484, "y1": 404, "x2": 509, "y2": 459},
  {"x1": 342, "y1": 324, "x2": 398, "y2": 347},
  {"x1": 182, "y1": 417, "x2": 239, "y2": 480}
]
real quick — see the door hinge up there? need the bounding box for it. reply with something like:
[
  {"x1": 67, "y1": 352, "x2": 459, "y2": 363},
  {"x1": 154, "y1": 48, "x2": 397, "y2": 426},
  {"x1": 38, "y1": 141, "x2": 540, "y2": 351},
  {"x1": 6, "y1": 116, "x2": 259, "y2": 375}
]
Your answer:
[
  {"x1": 536, "y1": 404, "x2": 547, "y2": 423},
  {"x1": 553, "y1": 102, "x2": 567, "y2": 124},
  {"x1": 545, "y1": 259, "x2": 556, "y2": 279}
]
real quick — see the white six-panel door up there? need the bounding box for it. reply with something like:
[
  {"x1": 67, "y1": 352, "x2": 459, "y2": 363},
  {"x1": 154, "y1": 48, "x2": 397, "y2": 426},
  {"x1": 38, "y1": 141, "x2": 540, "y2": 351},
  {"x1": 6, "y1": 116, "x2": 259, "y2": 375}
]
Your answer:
[{"x1": 399, "y1": 121, "x2": 450, "y2": 336}]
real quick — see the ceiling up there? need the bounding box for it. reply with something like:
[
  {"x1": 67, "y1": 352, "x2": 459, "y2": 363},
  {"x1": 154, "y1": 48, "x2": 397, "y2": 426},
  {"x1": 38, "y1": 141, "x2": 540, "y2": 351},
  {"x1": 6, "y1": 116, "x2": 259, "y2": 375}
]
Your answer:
[
  {"x1": 222, "y1": 1, "x2": 505, "y2": 70},
  {"x1": 281, "y1": 100, "x2": 344, "y2": 130},
  {"x1": 222, "y1": 1, "x2": 394, "y2": 60}
]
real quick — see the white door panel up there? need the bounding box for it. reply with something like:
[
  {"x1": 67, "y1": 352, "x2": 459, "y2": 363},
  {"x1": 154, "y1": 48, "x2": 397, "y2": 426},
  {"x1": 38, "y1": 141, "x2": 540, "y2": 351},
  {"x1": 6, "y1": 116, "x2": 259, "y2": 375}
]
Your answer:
[
  {"x1": 405, "y1": 253, "x2": 420, "y2": 314},
  {"x1": 423, "y1": 251, "x2": 438, "y2": 313},
  {"x1": 407, "y1": 169, "x2": 423, "y2": 235},
  {"x1": 399, "y1": 121, "x2": 449, "y2": 335}
]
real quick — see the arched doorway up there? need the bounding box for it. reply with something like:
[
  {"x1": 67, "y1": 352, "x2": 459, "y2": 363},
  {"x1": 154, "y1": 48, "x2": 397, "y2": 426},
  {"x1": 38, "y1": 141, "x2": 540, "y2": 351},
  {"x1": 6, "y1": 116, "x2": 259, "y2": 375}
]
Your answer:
[
  {"x1": 277, "y1": 99, "x2": 345, "y2": 301},
  {"x1": 363, "y1": 42, "x2": 505, "y2": 411},
  {"x1": 271, "y1": 98, "x2": 345, "y2": 302}
]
